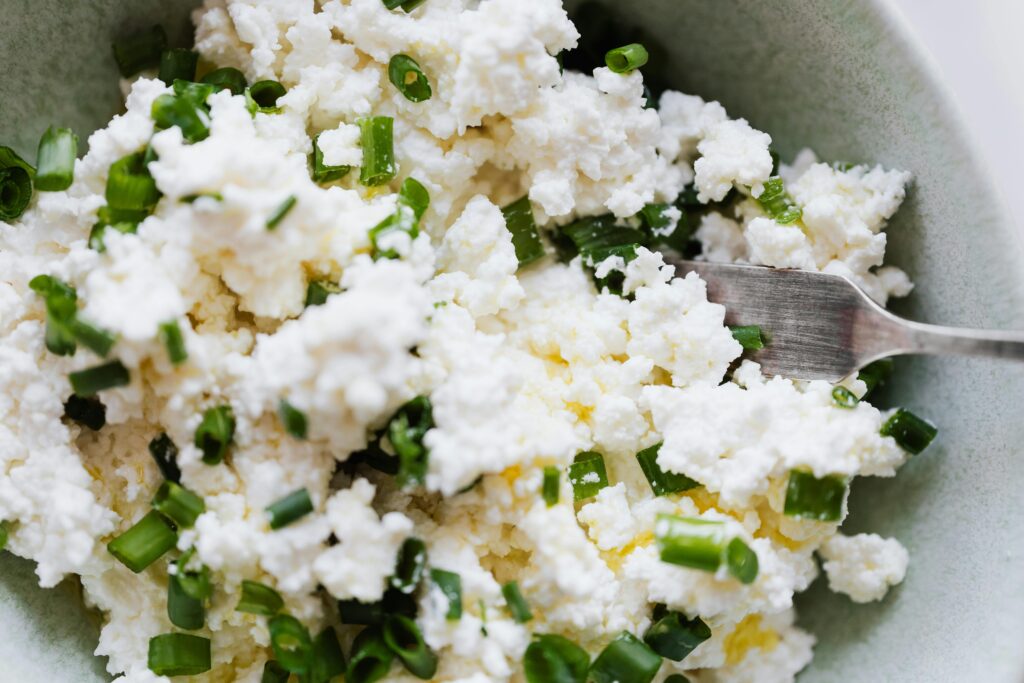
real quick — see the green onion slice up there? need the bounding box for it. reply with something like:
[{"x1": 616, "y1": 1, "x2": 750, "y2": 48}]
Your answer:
[
  {"x1": 34, "y1": 127, "x2": 78, "y2": 192},
  {"x1": 159, "y1": 48, "x2": 198, "y2": 85},
  {"x1": 399, "y1": 177, "x2": 430, "y2": 219},
  {"x1": 391, "y1": 537, "x2": 427, "y2": 594},
  {"x1": 173, "y1": 79, "x2": 216, "y2": 106},
  {"x1": 310, "y1": 626, "x2": 347, "y2": 683},
  {"x1": 346, "y1": 626, "x2": 395, "y2": 683},
  {"x1": 636, "y1": 443, "x2": 699, "y2": 496},
  {"x1": 310, "y1": 132, "x2": 352, "y2": 184},
  {"x1": 523, "y1": 633, "x2": 590, "y2": 683},
  {"x1": 589, "y1": 631, "x2": 661, "y2": 683},
  {"x1": 69, "y1": 360, "x2": 130, "y2": 396},
  {"x1": 358, "y1": 116, "x2": 397, "y2": 187},
  {"x1": 604, "y1": 43, "x2": 649, "y2": 73},
  {"x1": 757, "y1": 176, "x2": 802, "y2": 224},
  {"x1": 501, "y1": 581, "x2": 533, "y2": 623},
  {"x1": 382, "y1": 0, "x2": 427, "y2": 11},
  {"x1": 236, "y1": 579, "x2": 285, "y2": 616},
  {"x1": 388, "y1": 396, "x2": 433, "y2": 488},
  {"x1": 0, "y1": 146, "x2": 34, "y2": 222},
  {"x1": 147, "y1": 632, "x2": 211, "y2": 676},
  {"x1": 261, "y1": 660, "x2": 290, "y2": 683},
  {"x1": 305, "y1": 279, "x2": 341, "y2": 307},
  {"x1": 383, "y1": 615, "x2": 438, "y2": 679},
  {"x1": 568, "y1": 451, "x2": 609, "y2": 501},
  {"x1": 268, "y1": 614, "x2": 314, "y2": 674},
  {"x1": 278, "y1": 399, "x2": 308, "y2": 440},
  {"x1": 429, "y1": 568, "x2": 462, "y2": 620},
  {"x1": 112, "y1": 25, "x2": 167, "y2": 78},
  {"x1": 68, "y1": 318, "x2": 116, "y2": 357},
  {"x1": 388, "y1": 54, "x2": 432, "y2": 103},
  {"x1": 542, "y1": 465, "x2": 560, "y2": 507},
  {"x1": 149, "y1": 432, "x2": 181, "y2": 482},
  {"x1": 726, "y1": 537, "x2": 759, "y2": 584},
  {"x1": 729, "y1": 324, "x2": 765, "y2": 351},
  {"x1": 783, "y1": 469, "x2": 847, "y2": 522},
  {"x1": 201, "y1": 67, "x2": 248, "y2": 95},
  {"x1": 107, "y1": 510, "x2": 177, "y2": 573},
  {"x1": 159, "y1": 319, "x2": 188, "y2": 365},
  {"x1": 338, "y1": 599, "x2": 386, "y2": 626},
  {"x1": 502, "y1": 196, "x2": 545, "y2": 268},
  {"x1": 654, "y1": 514, "x2": 759, "y2": 584},
  {"x1": 266, "y1": 488, "x2": 314, "y2": 530},
  {"x1": 194, "y1": 405, "x2": 235, "y2": 465},
  {"x1": 831, "y1": 385, "x2": 859, "y2": 408},
  {"x1": 266, "y1": 195, "x2": 297, "y2": 231},
  {"x1": 880, "y1": 408, "x2": 938, "y2": 455},
  {"x1": 64, "y1": 394, "x2": 106, "y2": 431},
  {"x1": 29, "y1": 274, "x2": 78, "y2": 355},
  {"x1": 152, "y1": 93, "x2": 211, "y2": 144},
  {"x1": 643, "y1": 609, "x2": 710, "y2": 661},
  {"x1": 152, "y1": 481, "x2": 205, "y2": 529},
  {"x1": 168, "y1": 570, "x2": 205, "y2": 630},
  {"x1": 248, "y1": 80, "x2": 288, "y2": 114},
  {"x1": 638, "y1": 202, "x2": 692, "y2": 252},
  {"x1": 106, "y1": 151, "x2": 161, "y2": 210},
  {"x1": 858, "y1": 358, "x2": 894, "y2": 399},
  {"x1": 174, "y1": 550, "x2": 212, "y2": 601}
]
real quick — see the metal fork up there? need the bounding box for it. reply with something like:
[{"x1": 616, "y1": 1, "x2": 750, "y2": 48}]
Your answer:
[{"x1": 671, "y1": 259, "x2": 1024, "y2": 381}]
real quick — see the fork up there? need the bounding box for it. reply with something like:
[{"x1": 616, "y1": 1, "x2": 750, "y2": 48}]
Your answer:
[{"x1": 671, "y1": 259, "x2": 1024, "y2": 381}]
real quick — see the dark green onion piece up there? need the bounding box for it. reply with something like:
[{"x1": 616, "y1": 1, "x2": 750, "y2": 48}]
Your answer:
[
  {"x1": 236, "y1": 579, "x2": 285, "y2": 616},
  {"x1": 266, "y1": 195, "x2": 297, "y2": 231},
  {"x1": 261, "y1": 660, "x2": 290, "y2": 683},
  {"x1": 430, "y1": 568, "x2": 462, "y2": 620},
  {"x1": 0, "y1": 521, "x2": 8, "y2": 551},
  {"x1": 757, "y1": 176, "x2": 802, "y2": 224},
  {"x1": 0, "y1": 146, "x2": 34, "y2": 222},
  {"x1": 880, "y1": 408, "x2": 938, "y2": 455},
  {"x1": 400, "y1": 176, "x2": 430, "y2": 219},
  {"x1": 64, "y1": 394, "x2": 106, "y2": 431},
  {"x1": 68, "y1": 317, "x2": 116, "y2": 357},
  {"x1": 391, "y1": 537, "x2": 427, "y2": 594},
  {"x1": 159, "y1": 319, "x2": 188, "y2": 365},
  {"x1": 560, "y1": 215, "x2": 645, "y2": 267},
  {"x1": 310, "y1": 133, "x2": 351, "y2": 184},
  {"x1": 338, "y1": 598, "x2": 386, "y2": 626},
  {"x1": 69, "y1": 360, "x2": 130, "y2": 396},
  {"x1": 383, "y1": 614, "x2": 438, "y2": 679},
  {"x1": 107, "y1": 510, "x2": 177, "y2": 573},
  {"x1": 152, "y1": 481, "x2": 205, "y2": 529},
  {"x1": 638, "y1": 202, "x2": 692, "y2": 253},
  {"x1": 168, "y1": 570, "x2": 205, "y2": 630},
  {"x1": 305, "y1": 279, "x2": 341, "y2": 307},
  {"x1": 502, "y1": 196, "x2": 545, "y2": 268},
  {"x1": 665, "y1": 675, "x2": 692, "y2": 683},
  {"x1": 268, "y1": 614, "x2": 314, "y2": 674},
  {"x1": 501, "y1": 581, "x2": 533, "y2": 623},
  {"x1": 0, "y1": 146, "x2": 35, "y2": 177},
  {"x1": 388, "y1": 54, "x2": 432, "y2": 103},
  {"x1": 278, "y1": 400, "x2": 308, "y2": 440},
  {"x1": 34, "y1": 127, "x2": 78, "y2": 191},
  {"x1": 346, "y1": 626, "x2": 395, "y2": 683},
  {"x1": 542, "y1": 465, "x2": 560, "y2": 506},
  {"x1": 382, "y1": 0, "x2": 427, "y2": 11},
  {"x1": 783, "y1": 469, "x2": 847, "y2": 522},
  {"x1": 147, "y1": 632, "x2": 211, "y2": 676},
  {"x1": 726, "y1": 537, "x2": 759, "y2": 584},
  {"x1": 90, "y1": 205, "x2": 148, "y2": 252},
  {"x1": 388, "y1": 396, "x2": 433, "y2": 488},
  {"x1": 248, "y1": 80, "x2": 288, "y2": 114},
  {"x1": 589, "y1": 631, "x2": 661, "y2": 683},
  {"x1": 523, "y1": 633, "x2": 590, "y2": 683},
  {"x1": 175, "y1": 552, "x2": 212, "y2": 602},
  {"x1": 358, "y1": 116, "x2": 397, "y2": 187},
  {"x1": 173, "y1": 79, "x2": 216, "y2": 105},
  {"x1": 604, "y1": 43, "x2": 649, "y2": 73},
  {"x1": 152, "y1": 93, "x2": 211, "y2": 143},
  {"x1": 832, "y1": 386, "x2": 859, "y2": 409},
  {"x1": 112, "y1": 25, "x2": 167, "y2": 78},
  {"x1": 266, "y1": 488, "x2": 314, "y2": 530},
  {"x1": 858, "y1": 358, "x2": 894, "y2": 399},
  {"x1": 106, "y1": 151, "x2": 161, "y2": 210},
  {"x1": 643, "y1": 610, "x2": 710, "y2": 661},
  {"x1": 195, "y1": 405, "x2": 235, "y2": 465},
  {"x1": 149, "y1": 432, "x2": 181, "y2": 482},
  {"x1": 568, "y1": 451, "x2": 609, "y2": 501},
  {"x1": 159, "y1": 48, "x2": 198, "y2": 85},
  {"x1": 729, "y1": 324, "x2": 765, "y2": 351},
  {"x1": 201, "y1": 67, "x2": 248, "y2": 95},
  {"x1": 310, "y1": 626, "x2": 347, "y2": 682},
  {"x1": 636, "y1": 443, "x2": 698, "y2": 496}
]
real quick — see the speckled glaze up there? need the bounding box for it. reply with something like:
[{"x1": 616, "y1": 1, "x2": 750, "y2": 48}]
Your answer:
[{"x1": 1, "y1": 1, "x2": 1022, "y2": 681}]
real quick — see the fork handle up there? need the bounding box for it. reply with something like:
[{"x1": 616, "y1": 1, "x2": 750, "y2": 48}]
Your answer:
[{"x1": 866, "y1": 310, "x2": 1024, "y2": 364}]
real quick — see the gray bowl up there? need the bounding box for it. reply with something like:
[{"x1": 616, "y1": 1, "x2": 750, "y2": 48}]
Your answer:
[{"x1": 2, "y1": 0, "x2": 1023, "y2": 680}]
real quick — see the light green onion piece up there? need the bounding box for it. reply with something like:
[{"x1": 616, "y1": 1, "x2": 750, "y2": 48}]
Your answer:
[
  {"x1": 643, "y1": 608, "x2": 710, "y2": 661},
  {"x1": 266, "y1": 488, "x2": 314, "y2": 530},
  {"x1": 388, "y1": 54, "x2": 432, "y2": 102},
  {"x1": 783, "y1": 469, "x2": 847, "y2": 522},
  {"x1": 201, "y1": 67, "x2": 248, "y2": 95},
  {"x1": 310, "y1": 626, "x2": 347, "y2": 683},
  {"x1": 152, "y1": 93, "x2": 211, "y2": 143},
  {"x1": 358, "y1": 116, "x2": 397, "y2": 187},
  {"x1": 152, "y1": 481, "x2": 205, "y2": 529},
  {"x1": 278, "y1": 399, "x2": 308, "y2": 440},
  {"x1": 383, "y1": 614, "x2": 438, "y2": 679},
  {"x1": 69, "y1": 360, "x2": 130, "y2": 396},
  {"x1": 173, "y1": 79, "x2": 216, "y2": 106},
  {"x1": 158, "y1": 48, "x2": 198, "y2": 85},
  {"x1": 881, "y1": 408, "x2": 938, "y2": 455},
  {"x1": 0, "y1": 521, "x2": 9, "y2": 551},
  {"x1": 635, "y1": 443, "x2": 699, "y2": 496},
  {"x1": 159, "y1": 319, "x2": 188, "y2": 365},
  {"x1": 112, "y1": 25, "x2": 167, "y2": 78},
  {"x1": 174, "y1": 551, "x2": 212, "y2": 602},
  {"x1": 501, "y1": 581, "x2": 533, "y2": 623},
  {"x1": 502, "y1": 196, "x2": 545, "y2": 268},
  {"x1": 268, "y1": 614, "x2": 314, "y2": 675},
  {"x1": 106, "y1": 151, "x2": 161, "y2": 211},
  {"x1": 757, "y1": 176, "x2": 802, "y2": 224},
  {"x1": 654, "y1": 513, "x2": 759, "y2": 584},
  {"x1": 194, "y1": 405, "x2": 235, "y2": 465},
  {"x1": 236, "y1": 579, "x2": 285, "y2": 616},
  {"x1": 604, "y1": 43, "x2": 649, "y2": 73},
  {"x1": 729, "y1": 324, "x2": 765, "y2": 350},
  {"x1": 266, "y1": 195, "x2": 297, "y2": 231},
  {"x1": 831, "y1": 385, "x2": 859, "y2": 408},
  {"x1": 68, "y1": 318, "x2": 116, "y2": 357},
  {"x1": 107, "y1": 510, "x2": 177, "y2": 573},
  {"x1": 391, "y1": 537, "x2": 427, "y2": 594},
  {"x1": 305, "y1": 279, "x2": 341, "y2": 307},
  {"x1": 388, "y1": 396, "x2": 433, "y2": 488},
  {"x1": 523, "y1": 633, "x2": 590, "y2": 683},
  {"x1": 542, "y1": 465, "x2": 560, "y2": 507},
  {"x1": 147, "y1": 632, "x2": 211, "y2": 676},
  {"x1": 589, "y1": 631, "x2": 661, "y2": 683},
  {"x1": 34, "y1": 127, "x2": 78, "y2": 191},
  {"x1": 430, "y1": 568, "x2": 462, "y2": 620},
  {"x1": 168, "y1": 570, "x2": 205, "y2": 630},
  {"x1": 346, "y1": 626, "x2": 395, "y2": 683},
  {"x1": 568, "y1": 451, "x2": 609, "y2": 501},
  {"x1": 310, "y1": 132, "x2": 351, "y2": 184},
  {"x1": 858, "y1": 358, "x2": 894, "y2": 399}
]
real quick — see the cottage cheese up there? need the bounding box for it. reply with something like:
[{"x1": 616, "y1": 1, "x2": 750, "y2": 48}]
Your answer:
[{"x1": 0, "y1": 1, "x2": 922, "y2": 681}]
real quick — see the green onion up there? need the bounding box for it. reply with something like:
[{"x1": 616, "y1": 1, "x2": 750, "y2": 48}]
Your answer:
[
  {"x1": 159, "y1": 319, "x2": 188, "y2": 365},
  {"x1": 194, "y1": 405, "x2": 235, "y2": 465},
  {"x1": 636, "y1": 443, "x2": 699, "y2": 496},
  {"x1": 501, "y1": 581, "x2": 533, "y2": 623},
  {"x1": 644, "y1": 608, "x2": 710, "y2": 661},
  {"x1": 278, "y1": 400, "x2": 308, "y2": 439},
  {"x1": 370, "y1": 205, "x2": 417, "y2": 260},
  {"x1": 561, "y1": 215, "x2": 645, "y2": 268},
  {"x1": 0, "y1": 521, "x2": 8, "y2": 551},
  {"x1": 346, "y1": 626, "x2": 395, "y2": 683},
  {"x1": 568, "y1": 451, "x2": 609, "y2": 501},
  {"x1": 0, "y1": 146, "x2": 34, "y2": 222},
  {"x1": 831, "y1": 385, "x2": 859, "y2": 408},
  {"x1": 654, "y1": 514, "x2": 759, "y2": 584},
  {"x1": 168, "y1": 570, "x2": 205, "y2": 630},
  {"x1": 310, "y1": 626, "x2": 347, "y2": 683},
  {"x1": 589, "y1": 631, "x2": 661, "y2": 683},
  {"x1": 152, "y1": 481, "x2": 205, "y2": 529},
  {"x1": 730, "y1": 324, "x2": 765, "y2": 351},
  {"x1": 112, "y1": 25, "x2": 167, "y2": 78},
  {"x1": 523, "y1": 634, "x2": 590, "y2": 683},
  {"x1": 106, "y1": 151, "x2": 161, "y2": 210},
  {"x1": 174, "y1": 550, "x2": 213, "y2": 602},
  {"x1": 726, "y1": 537, "x2": 759, "y2": 584},
  {"x1": 430, "y1": 568, "x2": 462, "y2": 620},
  {"x1": 391, "y1": 537, "x2": 427, "y2": 594},
  {"x1": 399, "y1": 177, "x2": 430, "y2": 219},
  {"x1": 383, "y1": 615, "x2": 438, "y2": 679},
  {"x1": 107, "y1": 510, "x2": 177, "y2": 573},
  {"x1": 147, "y1": 632, "x2": 211, "y2": 676},
  {"x1": 305, "y1": 279, "x2": 341, "y2": 307},
  {"x1": 149, "y1": 432, "x2": 181, "y2": 482},
  {"x1": 68, "y1": 318, "x2": 116, "y2": 357},
  {"x1": 310, "y1": 132, "x2": 352, "y2": 184},
  {"x1": 90, "y1": 205, "x2": 149, "y2": 252},
  {"x1": 261, "y1": 661, "x2": 290, "y2": 683},
  {"x1": 201, "y1": 67, "x2": 248, "y2": 95},
  {"x1": 248, "y1": 80, "x2": 287, "y2": 114},
  {"x1": 387, "y1": 396, "x2": 433, "y2": 488},
  {"x1": 638, "y1": 202, "x2": 692, "y2": 252},
  {"x1": 152, "y1": 93, "x2": 211, "y2": 143},
  {"x1": 382, "y1": 0, "x2": 427, "y2": 11},
  {"x1": 858, "y1": 358, "x2": 894, "y2": 399},
  {"x1": 64, "y1": 394, "x2": 106, "y2": 431},
  {"x1": 783, "y1": 469, "x2": 847, "y2": 522},
  {"x1": 388, "y1": 54, "x2": 432, "y2": 103},
  {"x1": 502, "y1": 196, "x2": 545, "y2": 268},
  {"x1": 542, "y1": 465, "x2": 560, "y2": 506},
  {"x1": 69, "y1": 360, "x2": 130, "y2": 396},
  {"x1": 266, "y1": 488, "x2": 314, "y2": 530},
  {"x1": 757, "y1": 176, "x2": 802, "y2": 224},
  {"x1": 604, "y1": 43, "x2": 649, "y2": 73},
  {"x1": 159, "y1": 49, "x2": 199, "y2": 85},
  {"x1": 34, "y1": 127, "x2": 78, "y2": 191},
  {"x1": 881, "y1": 408, "x2": 938, "y2": 455},
  {"x1": 665, "y1": 675, "x2": 692, "y2": 683},
  {"x1": 173, "y1": 79, "x2": 216, "y2": 105},
  {"x1": 88, "y1": 222, "x2": 135, "y2": 253},
  {"x1": 338, "y1": 599, "x2": 386, "y2": 626},
  {"x1": 29, "y1": 274, "x2": 77, "y2": 355},
  {"x1": 268, "y1": 614, "x2": 314, "y2": 674},
  {"x1": 266, "y1": 195, "x2": 297, "y2": 231},
  {"x1": 358, "y1": 116, "x2": 397, "y2": 187},
  {"x1": 236, "y1": 579, "x2": 285, "y2": 616}
]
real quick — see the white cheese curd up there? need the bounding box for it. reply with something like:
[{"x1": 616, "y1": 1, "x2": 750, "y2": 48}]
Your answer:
[{"x1": 0, "y1": 1, "x2": 928, "y2": 681}]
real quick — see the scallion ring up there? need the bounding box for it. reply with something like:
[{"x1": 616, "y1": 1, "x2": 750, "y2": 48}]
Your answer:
[{"x1": 388, "y1": 54, "x2": 432, "y2": 102}]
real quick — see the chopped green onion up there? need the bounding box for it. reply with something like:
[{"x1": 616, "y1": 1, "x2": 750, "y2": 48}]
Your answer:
[
  {"x1": 726, "y1": 537, "x2": 759, "y2": 584},
  {"x1": 106, "y1": 151, "x2": 161, "y2": 210},
  {"x1": 69, "y1": 360, "x2": 130, "y2": 396},
  {"x1": 523, "y1": 633, "x2": 590, "y2": 683},
  {"x1": 236, "y1": 579, "x2": 285, "y2": 616},
  {"x1": 68, "y1": 317, "x2": 116, "y2": 357},
  {"x1": 387, "y1": 396, "x2": 433, "y2": 487},
  {"x1": 149, "y1": 432, "x2": 181, "y2": 482},
  {"x1": 168, "y1": 570, "x2": 205, "y2": 630},
  {"x1": 107, "y1": 510, "x2": 177, "y2": 573},
  {"x1": 0, "y1": 521, "x2": 8, "y2": 551},
  {"x1": 0, "y1": 146, "x2": 35, "y2": 177},
  {"x1": 783, "y1": 469, "x2": 847, "y2": 522},
  {"x1": 0, "y1": 146, "x2": 34, "y2": 222},
  {"x1": 643, "y1": 609, "x2": 710, "y2": 661},
  {"x1": 383, "y1": 615, "x2": 438, "y2": 679},
  {"x1": 568, "y1": 451, "x2": 609, "y2": 501},
  {"x1": 636, "y1": 443, "x2": 699, "y2": 496},
  {"x1": 266, "y1": 195, "x2": 297, "y2": 231},
  {"x1": 201, "y1": 67, "x2": 248, "y2": 95},
  {"x1": 29, "y1": 274, "x2": 78, "y2": 355},
  {"x1": 248, "y1": 80, "x2": 287, "y2": 114},
  {"x1": 604, "y1": 43, "x2": 649, "y2": 73},
  {"x1": 266, "y1": 488, "x2": 314, "y2": 530},
  {"x1": 310, "y1": 132, "x2": 351, "y2": 184},
  {"x1": 278, "y1": 400, "x2": 308, "y2": 439},
  {"x1": 338, "y1": 599, "x2": 386, "y2": 626},
  {"x1": 382, "y1": 0, "x2": 427, "y2": 11},
  {"x1": 152, "y1": 481, "x2": 205, "y2": 529},
  {"x1": 729, "y1": 324, "x2": 765, "y2": 351},
  {"x1": 268, "y1": 614, "x2": 314, "y2": 674},
  {"x1": 346, "y1": 626, "x2": 395, "y2": 683},
  {"x1": 665, "y1": 675, "x2": 692, "y2": 683},
  {"x1": 589, "y1": 631, "x2": 661, "y2": 683},
  {"x1": 757, "y1": 176, "x2": 802, "y2": 224},
  {"x1": 391, "y1": 537, "x2": 427, "y2": 594},
  {"x1": 159, "y1": 49, "x2": 198, "y2": 85},
  {"x1": 194, "y1": 405, "x2": 235, "y2": 465},
  {"x1": 112, "y1": 25, "x2": 167, "y2": 78},
  {"x1": 261, "y1": 661, "x2": 290, "y2": 683},
  {"x1": 502, "y1": 196, "x2": 545, "y2": 268},
  {"x1": 90, "y1": 205, "x2": 146, "y2": 252},
  {"x1": 388, "y1": 54, "x2": 432, "y2": 103},
  {"x1": 34, "y1": 127, "x2": 78, "y2": 191},
  {"x1": 429, "y1": 568, "x2": 462, "y2": 620},
  {"x1": 310, "y1": 626, "x2": 347, "y2": 683},
  {"x1": 358, "y1": 116, "x2": 397, "y2": 187},
  {"x1": 305, "y1": 279, "x2": 341, "y2": 307},
  {"x1": 174, "y1": 551, "x2": 212, "y2": 601},
  {"x1": 159, "y1": 319, "x2": 188, "y2": 365},
  {"x1": 561, "y1": 215, "x2": 645, "y2": 268},
  {"x1": 64, "y1": 394, "x2": 106, "y2": 431},
  {"x1": 858, "y1": 358, "x2": 894, "y2": 399},
  {"x1": 831, "y1": 385, "x2": 859, "y2": 408},
  {"x1": 654, "y1": 514, "x2": 759, "y2": 584},
  {"x1": 152, "y1": 93, "x2": 211, "y2": 143},
  {"x1": 881, "y1": 408, "x2": 938, "y2": 455},
  {"x1": 173, "y1": 79, "x2": 216, "y2": 105},
  {"x1": 370, "y1": 204, "x2": 417, "y2": 260},
  {"x1": 147, "y1": 632, "x2": 211, "y2": 676},
  {"x1": 501, "y1": 581, "x2": 533, "y2": 623},
  {"x1": 638, "y1": 202, "x2": 692, "y2": 252},
  {"x1": 399, "y1": 177, "x2": 430, "y2": 219},
  {"x1": 542, "y1": 465, "x2": 560, "y2": 506}
]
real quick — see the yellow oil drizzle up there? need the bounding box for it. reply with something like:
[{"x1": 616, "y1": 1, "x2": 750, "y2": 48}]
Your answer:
[{"x1": 723, "y1": 614, "x2": 780, "y2": 665}]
